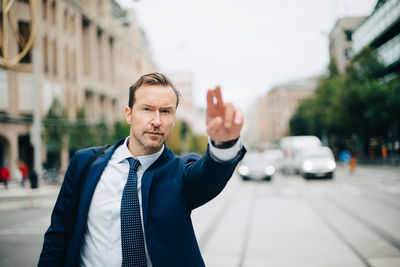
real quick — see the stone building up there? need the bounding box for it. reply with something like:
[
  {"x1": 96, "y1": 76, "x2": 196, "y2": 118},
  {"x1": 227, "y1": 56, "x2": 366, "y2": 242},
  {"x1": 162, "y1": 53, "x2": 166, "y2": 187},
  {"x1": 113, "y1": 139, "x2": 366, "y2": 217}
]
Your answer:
[
  {"x1": 0, "y1": 0, "x2": 156, "y2": 179},
  {"x1": 168, "y1": 72, "x2": 205, "y2": 134},
  {"x1": 329, "y1": 16, "x2": 366, "y2": 73},
  {"x1": 248, "y1": 77, "x2": 318, "y2": 146},
  {"x1": 352, "y1": 0, "x2": 400, "y2": 74}
]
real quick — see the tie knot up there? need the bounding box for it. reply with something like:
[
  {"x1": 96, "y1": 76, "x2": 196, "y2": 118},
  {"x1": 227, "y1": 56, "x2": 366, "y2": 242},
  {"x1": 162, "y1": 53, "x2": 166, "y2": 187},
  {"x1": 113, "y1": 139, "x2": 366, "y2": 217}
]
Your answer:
[{"x1": 127, "y1": 157, "x2": 140, "y2": 172}]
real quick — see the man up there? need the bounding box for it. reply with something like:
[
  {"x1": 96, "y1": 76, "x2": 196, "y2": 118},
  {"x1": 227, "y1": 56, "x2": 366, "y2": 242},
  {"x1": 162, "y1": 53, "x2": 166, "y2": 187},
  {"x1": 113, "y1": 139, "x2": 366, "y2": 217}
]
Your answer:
[{"x1": 39, "y1": 72, "x2": 246, "y2": 266}]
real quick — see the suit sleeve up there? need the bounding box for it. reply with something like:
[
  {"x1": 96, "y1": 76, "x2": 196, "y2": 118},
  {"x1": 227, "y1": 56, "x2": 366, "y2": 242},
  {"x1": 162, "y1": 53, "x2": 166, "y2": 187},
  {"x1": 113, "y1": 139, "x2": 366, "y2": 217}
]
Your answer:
[
  {"x1": 182, "y1": 145, "x2": 246, "y2": 210},
  {"x1": 38, "y1": 152, "x2": 82, "y2": 266}
]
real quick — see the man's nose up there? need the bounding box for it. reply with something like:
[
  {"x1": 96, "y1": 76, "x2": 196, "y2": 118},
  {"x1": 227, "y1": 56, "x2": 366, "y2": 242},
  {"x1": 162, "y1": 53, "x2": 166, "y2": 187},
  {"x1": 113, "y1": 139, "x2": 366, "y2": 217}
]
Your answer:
[{"x1": 151, "y1": 111, "x2": 161, "y2": 126}]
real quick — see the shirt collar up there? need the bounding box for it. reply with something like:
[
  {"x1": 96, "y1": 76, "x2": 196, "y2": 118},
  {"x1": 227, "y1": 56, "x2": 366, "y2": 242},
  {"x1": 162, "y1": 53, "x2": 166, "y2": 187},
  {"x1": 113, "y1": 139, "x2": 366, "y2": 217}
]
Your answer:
[{"x1": 116, "y1": 137, "x2": 164, "y2": 172}]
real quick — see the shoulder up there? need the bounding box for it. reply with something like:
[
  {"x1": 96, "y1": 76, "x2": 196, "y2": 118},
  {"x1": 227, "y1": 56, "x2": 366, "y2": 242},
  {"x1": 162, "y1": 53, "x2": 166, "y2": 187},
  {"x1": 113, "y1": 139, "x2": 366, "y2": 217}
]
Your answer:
[
  {"x1": 69, "y1": 145, "x2": 109, "y2": 170},
  {"x1": 72, "y1": 145, "x2": 106, "y2": 158}
]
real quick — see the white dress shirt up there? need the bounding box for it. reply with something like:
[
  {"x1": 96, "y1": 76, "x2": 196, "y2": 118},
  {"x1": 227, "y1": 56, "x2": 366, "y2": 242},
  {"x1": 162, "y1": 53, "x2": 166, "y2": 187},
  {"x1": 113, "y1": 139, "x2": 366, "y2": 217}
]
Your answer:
[{"x1": 80, "y1": 137, "x2": 241, "y2": 267}]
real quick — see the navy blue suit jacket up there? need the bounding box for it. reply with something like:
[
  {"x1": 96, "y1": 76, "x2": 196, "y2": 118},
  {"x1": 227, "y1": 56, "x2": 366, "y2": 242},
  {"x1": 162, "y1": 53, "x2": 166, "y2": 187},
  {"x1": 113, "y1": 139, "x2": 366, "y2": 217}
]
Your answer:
[{"x1": 39, "y1": 138, "x2": 246, "y2": 266}]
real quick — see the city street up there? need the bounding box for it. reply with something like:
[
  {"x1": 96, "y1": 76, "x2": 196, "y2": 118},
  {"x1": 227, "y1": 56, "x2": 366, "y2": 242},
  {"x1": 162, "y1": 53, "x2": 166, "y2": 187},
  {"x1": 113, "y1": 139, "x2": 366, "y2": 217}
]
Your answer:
[{"x1": 0, "y1": 165, "x2": 399, "y2": 267}]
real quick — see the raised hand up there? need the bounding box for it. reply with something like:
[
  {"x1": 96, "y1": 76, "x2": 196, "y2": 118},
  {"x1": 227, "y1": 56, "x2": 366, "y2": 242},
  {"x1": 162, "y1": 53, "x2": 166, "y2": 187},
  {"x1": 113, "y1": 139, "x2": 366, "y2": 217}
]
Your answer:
[{"x1": 206, "y1": 86, "x2": 244, "y2": 143}]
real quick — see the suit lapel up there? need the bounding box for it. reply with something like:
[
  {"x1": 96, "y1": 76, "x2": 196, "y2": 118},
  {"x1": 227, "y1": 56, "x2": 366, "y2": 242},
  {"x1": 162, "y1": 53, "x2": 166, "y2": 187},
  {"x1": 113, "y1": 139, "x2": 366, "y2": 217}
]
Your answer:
[
  {"x1": 76, "y1": 140, "x2": 123, "y2": 227},
  {"x1": 141, "y1": 146, "x2": 173, "y2": 227}
]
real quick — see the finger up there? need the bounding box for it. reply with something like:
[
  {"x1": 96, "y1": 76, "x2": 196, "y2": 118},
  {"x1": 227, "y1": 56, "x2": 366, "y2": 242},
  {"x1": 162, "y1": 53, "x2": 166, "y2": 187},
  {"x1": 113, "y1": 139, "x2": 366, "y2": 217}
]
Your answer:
[
  {"x1": 224, "y1": 103, "x2": 235, "y2": 128},
  {"x1": 228, "y1": 108, "x2": 244, "y2": 140},
  {"x1": 207, "y1": 89, "x2": 215, "y2": 108},
  {"x1": 234, "y1": 107, "x2": 244, "y2": 126},
  {"x1": 215, "y1": 86, "x2": 224, "y2": 108}
]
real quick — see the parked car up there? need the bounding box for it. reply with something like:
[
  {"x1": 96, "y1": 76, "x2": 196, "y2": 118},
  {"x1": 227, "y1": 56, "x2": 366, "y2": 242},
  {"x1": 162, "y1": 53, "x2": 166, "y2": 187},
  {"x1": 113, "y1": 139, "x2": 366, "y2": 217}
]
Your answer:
[
  {"x1": 279, "y1": 135, "x2": 322, "y2": 175},
  {"x1": 297, "y1": 146, "x2": 336, "y2": 179},
  {"x1": 237, "y1": 152, "x2": 276, "y2": 181}
]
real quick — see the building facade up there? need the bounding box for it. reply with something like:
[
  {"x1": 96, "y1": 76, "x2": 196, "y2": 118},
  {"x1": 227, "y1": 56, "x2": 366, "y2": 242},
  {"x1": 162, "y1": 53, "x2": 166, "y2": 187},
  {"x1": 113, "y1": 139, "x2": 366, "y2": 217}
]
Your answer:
[
  {"x1": 168, "y1": 72, "x2": 205, "y2": 135},
  {"x1": 329, "y1": 16, "x2": 366, "y2": 73},
  {"x1": 0, "y1": 0, "x2": 156, "y2": 179},
  {"x1": 352, "y1": 0, "x2": 400, "y2": 74},
  {"x1": 247, "y1": 77, "x2": 318, "y2": 146}
]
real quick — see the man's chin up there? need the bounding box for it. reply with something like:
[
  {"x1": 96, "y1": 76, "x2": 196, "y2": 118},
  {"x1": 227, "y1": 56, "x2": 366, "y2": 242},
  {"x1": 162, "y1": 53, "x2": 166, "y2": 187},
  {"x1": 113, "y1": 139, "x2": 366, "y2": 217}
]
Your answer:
[{"x1": 144, "y1": 140, "x2": 164, "y2": 151}]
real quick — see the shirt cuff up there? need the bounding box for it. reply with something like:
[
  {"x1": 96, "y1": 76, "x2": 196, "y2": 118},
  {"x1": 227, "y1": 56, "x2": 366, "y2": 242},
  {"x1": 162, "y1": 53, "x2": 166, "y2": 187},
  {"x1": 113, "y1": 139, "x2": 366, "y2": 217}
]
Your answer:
[{"x1": 208, "y1": 137, "x2": 243, "y2": 161}]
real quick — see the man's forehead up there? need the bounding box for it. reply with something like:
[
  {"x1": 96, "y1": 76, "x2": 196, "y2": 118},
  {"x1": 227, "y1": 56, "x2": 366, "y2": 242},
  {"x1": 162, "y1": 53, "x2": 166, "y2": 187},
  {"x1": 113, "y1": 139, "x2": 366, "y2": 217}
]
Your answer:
[
  {"x1": 135, "y1": 85, "x2": 178, "y2": 105},
  {"x1": 137, "y1": 84, "x2": 174, "y2": 92}
]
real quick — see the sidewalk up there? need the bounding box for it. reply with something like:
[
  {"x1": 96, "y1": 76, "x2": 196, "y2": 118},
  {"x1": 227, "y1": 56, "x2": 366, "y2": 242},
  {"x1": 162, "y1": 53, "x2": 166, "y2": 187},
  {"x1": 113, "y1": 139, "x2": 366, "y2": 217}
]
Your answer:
[{"x1": 0, "y1": 181, "x2": 60, "y2": 201}]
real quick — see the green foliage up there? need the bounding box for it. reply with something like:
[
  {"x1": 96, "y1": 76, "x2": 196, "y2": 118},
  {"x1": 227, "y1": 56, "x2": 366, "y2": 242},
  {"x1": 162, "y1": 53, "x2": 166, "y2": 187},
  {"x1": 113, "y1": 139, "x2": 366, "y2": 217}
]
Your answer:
[
  {"x1": 166, "y1": 120, "x2": 183, "y2": 154},
  {"x1": 188, "y1": 133, "x2": 208, "y2": 155},
  {"x1": 166, "y1": 119, "x2": 208, "y2": 155},
  {"x1": 44, "y1": 100, "x2": 208, "y2": 157},
  {"x1": 114, "y1": 120, "x2": 130, "y2": 141},
  {"x1": 68, "y1": 108, "x2": 96, "y2": 153},
  {"x1": 289, "y1": 50, "x2": 400, "y2": 157},
  {"x1": 43, "y1": 98, "x2": 68, "y2": 153}
]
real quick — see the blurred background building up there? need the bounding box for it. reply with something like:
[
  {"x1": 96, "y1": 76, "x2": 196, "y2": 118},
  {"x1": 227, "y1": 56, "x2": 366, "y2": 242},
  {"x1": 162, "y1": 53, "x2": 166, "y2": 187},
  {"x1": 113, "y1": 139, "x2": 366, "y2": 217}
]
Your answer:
[
  {"x1": 0, "y1": 0, "x2": 156, "y2": 178},
  {"x1": 245, "y1": 77, "x2": 318, "y2": 147},
  {"x1": 168, "y1": 72, "x2": 205, "y2": 134},
  {"x1": 352, "y1": 0, "x2": 400, "y2": 75},
  {"x1": 329, "y1": 16, "x2": 366, "y2": 73}
]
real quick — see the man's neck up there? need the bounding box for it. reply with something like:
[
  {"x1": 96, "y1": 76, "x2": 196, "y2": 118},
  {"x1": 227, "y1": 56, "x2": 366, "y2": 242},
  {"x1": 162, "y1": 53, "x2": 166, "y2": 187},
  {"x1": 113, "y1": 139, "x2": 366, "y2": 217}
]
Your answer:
[{"x1": 127, "y1": 137, "x2": 163, "y2": 158}]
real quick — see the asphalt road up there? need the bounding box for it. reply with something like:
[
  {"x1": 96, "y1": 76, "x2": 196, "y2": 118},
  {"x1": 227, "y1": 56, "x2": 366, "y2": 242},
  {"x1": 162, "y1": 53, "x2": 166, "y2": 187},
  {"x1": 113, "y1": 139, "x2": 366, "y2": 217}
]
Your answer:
[{"x1": 0, "y1": 165, "x2": 399, "y2": 267}]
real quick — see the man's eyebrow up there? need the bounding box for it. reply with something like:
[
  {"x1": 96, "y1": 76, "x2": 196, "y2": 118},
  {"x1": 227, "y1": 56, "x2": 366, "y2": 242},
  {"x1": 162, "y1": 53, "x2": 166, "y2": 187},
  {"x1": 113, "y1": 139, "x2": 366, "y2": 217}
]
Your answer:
[{"x1": 143, "y1": 104, "x2": 175, "y2": 109}]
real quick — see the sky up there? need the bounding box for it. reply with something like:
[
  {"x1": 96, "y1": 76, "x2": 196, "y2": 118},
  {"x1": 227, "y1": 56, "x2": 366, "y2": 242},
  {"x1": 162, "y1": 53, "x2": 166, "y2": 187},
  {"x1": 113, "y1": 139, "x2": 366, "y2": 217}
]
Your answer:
[{"x1": 118, "y1": 0, "x2": 377, "y2": 111}]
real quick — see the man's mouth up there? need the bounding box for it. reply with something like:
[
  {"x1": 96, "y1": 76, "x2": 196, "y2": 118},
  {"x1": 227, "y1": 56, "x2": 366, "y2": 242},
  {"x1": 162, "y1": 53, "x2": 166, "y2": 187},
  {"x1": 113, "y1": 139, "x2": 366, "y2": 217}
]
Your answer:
[{"x1": 146, "y1": 132, "x2": 163, "y2": 136}]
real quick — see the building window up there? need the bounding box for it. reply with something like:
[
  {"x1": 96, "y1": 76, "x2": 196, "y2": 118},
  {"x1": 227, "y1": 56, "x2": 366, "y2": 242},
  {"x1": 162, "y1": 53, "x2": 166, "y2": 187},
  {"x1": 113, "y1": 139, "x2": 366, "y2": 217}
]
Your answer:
[
  {"x1": 70, "y1": 15, "x2": 75, "y2": 35},
  {"x1": 97, "y1": 29, "x2": 103, "y2": 81},
  {"x1": 51, "y1": 0, "x2": 56, "y2": 24},
  {"x1": 63, "y1": 9, "x2": 68, "y2": 32},
  {"x1": 18, "y1": 21, "x2": 31, "y2": 63},
  {"x1": 43, "y1": 36, "x2": 48, "y2": 73},
  {"x1": 42, "y1": 0, "x2": 47, "y2": 20},
  {"x1": 82, "y1": 18, "x2": 91, "y2": 76},
  {"x1": 344, "y1": 30, "x2": 352, "y2": 42},
  {"x1": 109, "y1": 37, "x2": 114, "y2": 85}
]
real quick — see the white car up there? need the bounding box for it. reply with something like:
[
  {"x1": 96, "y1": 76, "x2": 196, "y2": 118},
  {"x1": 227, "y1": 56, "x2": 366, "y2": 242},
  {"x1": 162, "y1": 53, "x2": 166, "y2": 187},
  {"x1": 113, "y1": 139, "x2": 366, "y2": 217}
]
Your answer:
[
  {"x1": 298, "y1": 146, "x2": 336, "y2": 179},
  {"x1": 237, "y1": 152, "x2": 276, "y2": 181},
  {"x1": 279, "y1": 136, "x2": 322, "y2": 174}
]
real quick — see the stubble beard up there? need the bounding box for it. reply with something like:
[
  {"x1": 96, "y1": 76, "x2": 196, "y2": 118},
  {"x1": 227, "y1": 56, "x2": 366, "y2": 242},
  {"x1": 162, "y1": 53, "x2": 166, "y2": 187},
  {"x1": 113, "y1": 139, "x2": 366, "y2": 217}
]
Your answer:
[{"x1": 133, "y1": 130, "x2": 165, "y2": 154}]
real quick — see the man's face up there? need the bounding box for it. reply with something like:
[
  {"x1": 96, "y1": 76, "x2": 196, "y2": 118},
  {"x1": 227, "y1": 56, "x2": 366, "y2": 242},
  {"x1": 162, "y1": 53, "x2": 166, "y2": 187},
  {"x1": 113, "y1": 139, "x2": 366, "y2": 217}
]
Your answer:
[{"x1": 125, "y1": 85, "x2": 177, "y2": 157}]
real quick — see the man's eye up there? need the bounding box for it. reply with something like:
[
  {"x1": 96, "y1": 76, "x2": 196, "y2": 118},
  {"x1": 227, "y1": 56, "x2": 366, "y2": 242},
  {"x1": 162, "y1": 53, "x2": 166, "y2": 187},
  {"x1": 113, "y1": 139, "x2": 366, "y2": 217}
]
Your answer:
[
  {"x1": 161, "y1": 110, "x2": 170, "y2": 114},
  {"x1": 144, "y1": 107, "x2": 151, "y2": 111}
]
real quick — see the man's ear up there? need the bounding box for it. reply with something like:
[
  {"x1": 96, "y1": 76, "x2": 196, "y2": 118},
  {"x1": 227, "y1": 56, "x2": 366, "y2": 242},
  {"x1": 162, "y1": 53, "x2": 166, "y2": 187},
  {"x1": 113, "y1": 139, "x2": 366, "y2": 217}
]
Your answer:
[{"x1": 125, "y1": 106, "x2": 132, "y2": 125}]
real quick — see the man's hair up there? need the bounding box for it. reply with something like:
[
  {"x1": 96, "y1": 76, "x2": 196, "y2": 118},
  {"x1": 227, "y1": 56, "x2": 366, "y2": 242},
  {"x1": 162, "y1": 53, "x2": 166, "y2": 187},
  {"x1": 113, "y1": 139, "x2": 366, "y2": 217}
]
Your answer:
[{"x1": 128, "y1": 72, "x2": 181, "y2": 108}]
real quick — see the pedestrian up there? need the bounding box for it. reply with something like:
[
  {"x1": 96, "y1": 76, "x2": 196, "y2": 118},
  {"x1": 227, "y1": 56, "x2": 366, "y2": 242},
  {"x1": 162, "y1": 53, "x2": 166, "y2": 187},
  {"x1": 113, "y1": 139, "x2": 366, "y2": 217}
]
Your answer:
[
  {"x1": 381, "y1": 144, "x2": 388, "y2": 161},
  {"x1": 350, "y1": 154, "x2": 357, "y2": 174},
  {"x1": 18, "y1": 160, "x2": 29, "y2": 187},
  {"x1": 38, "y1": 72, "x2": 246, "y2": 266},
  {"x1": 0, "y1": 162, "x2": 10, "y2": 189},
  {"x1": 339, "y1": 148, "x2": 351, "y2": 170}
]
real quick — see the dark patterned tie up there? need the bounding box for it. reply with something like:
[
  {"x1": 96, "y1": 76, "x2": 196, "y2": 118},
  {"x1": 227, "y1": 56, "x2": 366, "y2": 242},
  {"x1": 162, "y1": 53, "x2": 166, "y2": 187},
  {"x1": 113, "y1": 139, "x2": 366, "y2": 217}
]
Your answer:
[{"x1": 121, "y1": 158, "x2": 147, "y2": 267}]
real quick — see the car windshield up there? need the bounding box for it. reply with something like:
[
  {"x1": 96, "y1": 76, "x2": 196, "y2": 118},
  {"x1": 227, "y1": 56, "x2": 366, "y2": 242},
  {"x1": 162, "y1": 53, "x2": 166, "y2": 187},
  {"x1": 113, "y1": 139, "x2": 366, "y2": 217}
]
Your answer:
[
  {"x1": 243, "y1": 154, "x2": 268, "y2": 163},
  {"x1": 305, "y1": 155, "x2": 331, "y2": 160}
]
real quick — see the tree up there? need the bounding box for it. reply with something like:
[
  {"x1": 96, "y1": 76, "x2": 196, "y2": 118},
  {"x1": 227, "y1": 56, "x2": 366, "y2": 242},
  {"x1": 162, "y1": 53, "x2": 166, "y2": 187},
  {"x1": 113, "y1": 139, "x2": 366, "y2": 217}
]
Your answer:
[
  {"x1": 69, "y1": 108, "x2": 96, "y2": 154},
  {"x1": 289, "y1": 50, "x2": 399, "y2": 158},
  {"x1": 43, "y1": 99, "x2": 67, "y2": 148}
]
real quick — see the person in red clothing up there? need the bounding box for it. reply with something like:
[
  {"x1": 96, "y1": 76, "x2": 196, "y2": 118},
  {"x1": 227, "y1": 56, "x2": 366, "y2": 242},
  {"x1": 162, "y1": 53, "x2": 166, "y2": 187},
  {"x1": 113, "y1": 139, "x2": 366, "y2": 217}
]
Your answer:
[
  {"x1": 0, "y1": 162, "x2": 10, "y2": 189},
  {"x1": 19, "y1": 160, "x2": 29, "y2": 187}
]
